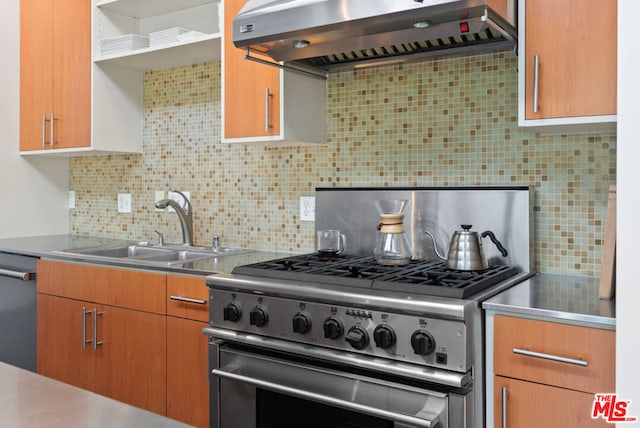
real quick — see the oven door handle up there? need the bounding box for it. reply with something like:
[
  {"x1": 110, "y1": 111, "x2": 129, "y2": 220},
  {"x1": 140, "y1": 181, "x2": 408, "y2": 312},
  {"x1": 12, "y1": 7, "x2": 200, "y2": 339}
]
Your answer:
[{"x1": 211, "y1": 368, "x2": 437, "y2": 428}]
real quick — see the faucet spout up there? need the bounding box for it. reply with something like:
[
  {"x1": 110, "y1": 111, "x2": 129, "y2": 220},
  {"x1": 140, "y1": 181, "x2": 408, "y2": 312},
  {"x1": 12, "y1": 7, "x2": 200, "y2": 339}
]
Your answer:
[{"x1": 155, "y1": 190, "x2": 193, "y2": 246}]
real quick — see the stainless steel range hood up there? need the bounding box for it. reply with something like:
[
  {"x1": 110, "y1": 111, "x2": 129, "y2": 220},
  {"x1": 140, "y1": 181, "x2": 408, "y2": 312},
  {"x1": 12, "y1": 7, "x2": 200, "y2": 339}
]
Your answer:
[{"x1": 232, "y1": 0, "x2": 517, "y2": 73}]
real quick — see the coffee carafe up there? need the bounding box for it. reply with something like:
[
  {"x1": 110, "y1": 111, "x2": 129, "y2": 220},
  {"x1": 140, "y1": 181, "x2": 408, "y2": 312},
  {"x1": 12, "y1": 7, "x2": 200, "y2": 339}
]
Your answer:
[{"x1": 373, "y1": 199, "x2": 412, "y2": 265}]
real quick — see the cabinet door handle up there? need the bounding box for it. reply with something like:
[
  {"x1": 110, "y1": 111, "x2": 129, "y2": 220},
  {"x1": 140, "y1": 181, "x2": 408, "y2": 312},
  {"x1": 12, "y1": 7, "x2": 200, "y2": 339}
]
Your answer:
[
  {"x1": 50, "y1": 113, "x2": 55, "y2": 147},
  {"x1": 512, "y1": 347, "x2": 588, "y2": 366},
  {"x1": 170, "y1": 295, "x2": 207, "y2": 305},
  {"x1": 82, "y1": 307, "x2": 92, "y2": 349},
  {"x1": 265, "y1": 87, "x2": 273, "y2": 132},
  {"x1": 533, "y1": 54, "x2": 539, "y2": 113},
  {"x1": 93, "y1": 308, "x2": 103, "y2": 350},
  {"x1": 41, "y1": 115, "x2": 48, "y2": 148},
  {"x1": 501, "y1": 386, "x2": 508, "y2": 428}
]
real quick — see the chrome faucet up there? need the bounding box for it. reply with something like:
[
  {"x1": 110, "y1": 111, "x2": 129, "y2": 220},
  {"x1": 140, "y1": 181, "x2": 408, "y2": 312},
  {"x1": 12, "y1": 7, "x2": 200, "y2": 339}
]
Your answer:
[{"x1": 154, "y1": 190, "x2": 193, "y2": 246}]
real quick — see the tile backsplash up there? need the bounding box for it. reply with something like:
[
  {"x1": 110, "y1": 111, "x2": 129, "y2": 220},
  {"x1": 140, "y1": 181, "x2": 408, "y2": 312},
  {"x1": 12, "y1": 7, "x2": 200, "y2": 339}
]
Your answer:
[{"x1": 70, "y1": 52, "x2": 616, "y2": 276}]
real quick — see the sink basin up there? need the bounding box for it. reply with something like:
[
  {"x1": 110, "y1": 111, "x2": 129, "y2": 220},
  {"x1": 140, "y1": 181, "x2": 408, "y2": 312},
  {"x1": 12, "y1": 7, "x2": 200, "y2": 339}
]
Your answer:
[{"x1": 55, "y1": 243, "x2": 253, "y2": 266}]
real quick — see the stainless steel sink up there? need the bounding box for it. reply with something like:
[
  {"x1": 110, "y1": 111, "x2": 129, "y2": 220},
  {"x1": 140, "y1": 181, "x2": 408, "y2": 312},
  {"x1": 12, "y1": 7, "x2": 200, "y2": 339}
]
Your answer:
[{"x1": 54, "y1": 243, "x2": 253, "y2": 266}]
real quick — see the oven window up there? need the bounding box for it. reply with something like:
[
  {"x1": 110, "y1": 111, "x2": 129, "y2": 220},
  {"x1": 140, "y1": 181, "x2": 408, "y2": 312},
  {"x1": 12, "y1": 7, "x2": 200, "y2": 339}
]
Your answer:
[{"x1": 256, "y1": 389, "x2": 393, "y2": 428}]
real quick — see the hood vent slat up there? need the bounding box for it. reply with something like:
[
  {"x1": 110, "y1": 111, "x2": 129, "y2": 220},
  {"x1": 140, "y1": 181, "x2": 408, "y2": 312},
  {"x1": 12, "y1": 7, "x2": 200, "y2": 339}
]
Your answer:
[{"x1": 294, "y1": 28, "x2": 511, "y2": 70}]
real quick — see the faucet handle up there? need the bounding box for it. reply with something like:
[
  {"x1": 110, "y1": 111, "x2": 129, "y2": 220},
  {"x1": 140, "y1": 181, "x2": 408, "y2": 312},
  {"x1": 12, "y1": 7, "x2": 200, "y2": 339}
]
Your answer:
[
  {"x1": 153, "y1": 230, "x2": 165, "y2": 246},
  {"x1": 211, "y1": 235, "x2": 221, "y2": 251}
]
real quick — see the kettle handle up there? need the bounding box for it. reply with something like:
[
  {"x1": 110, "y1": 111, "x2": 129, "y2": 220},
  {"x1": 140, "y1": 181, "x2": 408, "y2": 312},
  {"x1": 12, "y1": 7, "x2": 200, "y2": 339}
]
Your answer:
[
  {"x1": 480, "y1": 231, "x2": 508, "y2": 257},
  {"x1": 424, "y1": 230, "x2": 447, "y2": 261}
]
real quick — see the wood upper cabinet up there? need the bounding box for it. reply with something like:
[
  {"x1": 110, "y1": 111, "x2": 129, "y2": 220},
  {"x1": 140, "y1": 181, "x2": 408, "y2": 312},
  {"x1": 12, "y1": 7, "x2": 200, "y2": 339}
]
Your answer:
[
  {"x1": 166, "y1": 275, "x2": 209, "y2": 428},
  {"x1": 222, "y1": 0, "x2": 326, "y2": 144},
  {"x1": 519, "y1": 0, "x2": 617, "y2": 130},
  {"x1": 492, "y1": 315, "x2": 615, "y2": 428},
  {"x1": 20, "y1": 0, "x2": 90, "y2": 151},
  {"x1": 37, "y1": 260, "x2": 167, "y2": 415},
  {"x1": 223, "y1": 0, "x2": 279, "y2": 139}
]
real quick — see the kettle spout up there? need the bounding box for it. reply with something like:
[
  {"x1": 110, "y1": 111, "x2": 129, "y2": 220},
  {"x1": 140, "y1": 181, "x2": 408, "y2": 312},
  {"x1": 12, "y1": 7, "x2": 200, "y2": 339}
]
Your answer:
[{"x1": 424, "y1": 230, "x2": 447, "y2": 261}]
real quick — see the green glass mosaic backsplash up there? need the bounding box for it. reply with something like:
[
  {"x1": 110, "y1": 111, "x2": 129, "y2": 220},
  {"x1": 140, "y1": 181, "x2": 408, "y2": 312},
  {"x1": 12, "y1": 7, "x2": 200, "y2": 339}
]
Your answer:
[{"x1": 69, "y1": 52, "x2": 616, "y2": 276}]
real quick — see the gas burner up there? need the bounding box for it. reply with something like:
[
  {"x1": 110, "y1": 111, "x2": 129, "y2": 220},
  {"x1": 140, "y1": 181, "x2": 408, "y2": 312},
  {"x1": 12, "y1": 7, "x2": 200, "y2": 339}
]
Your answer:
[{"x1": 232, "y1": 254, "x2": 520, "y2": 298}]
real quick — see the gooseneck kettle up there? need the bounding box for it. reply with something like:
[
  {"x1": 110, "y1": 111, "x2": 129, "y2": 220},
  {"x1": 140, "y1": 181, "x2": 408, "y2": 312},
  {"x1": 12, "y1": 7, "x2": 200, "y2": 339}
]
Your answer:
[{"x1": 425, "y1": 224, "x2": 508, "y2": 271}]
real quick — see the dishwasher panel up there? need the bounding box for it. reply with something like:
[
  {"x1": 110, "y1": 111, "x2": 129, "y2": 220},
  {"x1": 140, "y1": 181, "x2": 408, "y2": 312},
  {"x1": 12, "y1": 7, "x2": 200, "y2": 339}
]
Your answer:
[{"x1": 0, "y1": 253, "x2": 37, "y2": 372}]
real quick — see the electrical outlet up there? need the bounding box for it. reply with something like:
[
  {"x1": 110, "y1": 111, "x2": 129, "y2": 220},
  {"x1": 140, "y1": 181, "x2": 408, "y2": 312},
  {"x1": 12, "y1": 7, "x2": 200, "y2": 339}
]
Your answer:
[
  {"x1": 300, "y1": 196, "x2": 315, "y2": 221},
  {"x1": 167, "y1": 191, "x2": 190, "y2": 213},
  {"x1": 154, "y1": 191, "x2": 165, "y2": 212},
  {"x1": 117, "y1": 193, "x2": 132, "y2": 214},
  {"x1": 68, "y1": 191, "x2": 75, "y2": 209}
]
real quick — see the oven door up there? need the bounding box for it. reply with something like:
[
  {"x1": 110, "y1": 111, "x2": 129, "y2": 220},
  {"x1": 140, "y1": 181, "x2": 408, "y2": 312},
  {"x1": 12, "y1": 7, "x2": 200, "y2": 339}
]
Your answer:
[{"x1": 210, "y1": 341, "x2": 449, "y2": 428}]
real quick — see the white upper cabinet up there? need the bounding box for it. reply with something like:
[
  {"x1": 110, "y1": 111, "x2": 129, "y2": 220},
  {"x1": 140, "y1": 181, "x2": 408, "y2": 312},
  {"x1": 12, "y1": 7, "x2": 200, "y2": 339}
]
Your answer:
[{"x1": 93, "y1": 0, "x2": 221, "y2": 70}]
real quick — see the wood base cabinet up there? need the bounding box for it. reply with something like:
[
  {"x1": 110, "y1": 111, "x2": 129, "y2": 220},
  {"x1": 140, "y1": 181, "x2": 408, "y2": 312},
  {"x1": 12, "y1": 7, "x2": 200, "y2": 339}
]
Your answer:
[
  {"x1": 166, "y1": 275, "x2": 210, "y2": 428},
  {"x1": 492, "y1": 315, "x2": 615, "y2": 427},
  {"x1": 37, "y1": 294, "x2": 167, "y2": 414},
  {"x1": 37, "y1": 260, "x2": 167, "y2": 414},
  {"x1": 167, "y1": 317, "x2": 209, "y2": 427},
  {"x1": 518, "y1": 0, "x2": 617, "y2": 132},
  {"x1": 494, "y1": 376, "x2": 609, "y2": 428},
  {"x1": 36, "y1": 260, "x2": 210, "y2": 426}
]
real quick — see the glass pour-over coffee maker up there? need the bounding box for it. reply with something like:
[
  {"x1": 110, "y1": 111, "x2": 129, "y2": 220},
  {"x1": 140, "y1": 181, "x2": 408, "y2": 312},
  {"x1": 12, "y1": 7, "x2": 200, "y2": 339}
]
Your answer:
[{"x1": 373, "y1": 199, "x2": 412, "y2": 265}]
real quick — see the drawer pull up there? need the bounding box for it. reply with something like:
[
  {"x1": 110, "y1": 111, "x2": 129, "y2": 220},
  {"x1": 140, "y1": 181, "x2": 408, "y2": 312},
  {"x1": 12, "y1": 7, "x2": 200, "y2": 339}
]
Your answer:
[
  {"x1": 170, "y1": 295, "x2": 207, "y2": 305},
  {"x1": 512, "y1": 347, "x2": 588, "y2": 367},
  {"x1": 501, "y1": 386, "x2": 508, "y2": 428}
]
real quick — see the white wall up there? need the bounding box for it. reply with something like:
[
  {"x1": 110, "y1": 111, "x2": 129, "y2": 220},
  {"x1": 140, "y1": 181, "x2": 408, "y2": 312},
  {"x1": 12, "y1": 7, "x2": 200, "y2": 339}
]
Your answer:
[
  {"x1": 617, "y1": 0, "x2": 640, "y2": 425},
  {"x1": 0, "y1": 0, "x2": 69, "y2": 238}
]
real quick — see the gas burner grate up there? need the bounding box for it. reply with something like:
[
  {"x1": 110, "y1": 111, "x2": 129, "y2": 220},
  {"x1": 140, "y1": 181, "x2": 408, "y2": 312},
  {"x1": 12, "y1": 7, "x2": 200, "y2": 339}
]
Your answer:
[{"x1": 232, "y1": 254, "x2": 520, "y2": 298}]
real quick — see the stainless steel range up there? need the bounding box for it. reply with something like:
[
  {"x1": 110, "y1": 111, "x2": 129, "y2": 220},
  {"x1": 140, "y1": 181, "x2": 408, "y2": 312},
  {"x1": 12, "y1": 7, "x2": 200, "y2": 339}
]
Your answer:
[{"x1": 205, "y1": 187, "x2": 533, "y2": 428}]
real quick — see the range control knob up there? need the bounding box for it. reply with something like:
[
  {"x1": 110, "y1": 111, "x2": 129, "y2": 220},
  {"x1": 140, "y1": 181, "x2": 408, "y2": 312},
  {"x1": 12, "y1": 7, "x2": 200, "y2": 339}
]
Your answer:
[
  {"x1": 292, "y1": 312, "x2": 312, "y2": 334},
  {"x1": 249, "y1": 305, "x2": 269, "y2": 327},
  {"x1": 222, "y1": 301, "x2": 242, "y2": 322},
  {"x1": 345, "y1": 325, "x2": 369, "y2": 350},
  {"x1": 323, "y1": 317, "x2": 344, "y2": 340},
  {"x1": 411, "y1": 330, "x2": 436, "y2": 356},
  {"x1": 373, "y1": 324, "x2": 396, "y2": 349}
]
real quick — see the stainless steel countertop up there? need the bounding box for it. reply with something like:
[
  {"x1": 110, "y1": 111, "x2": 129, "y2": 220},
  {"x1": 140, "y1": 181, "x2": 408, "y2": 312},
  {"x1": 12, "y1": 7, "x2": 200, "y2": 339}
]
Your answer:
[
  {"x1": 483, "y1": 273, "x2": 616, "y2": 329},
  {"x1": 0, "y1": 234, "x2": 295, "y2": 276},
  {"x1": 0, "y1": 361, "x2": 191, "y2": 428}
]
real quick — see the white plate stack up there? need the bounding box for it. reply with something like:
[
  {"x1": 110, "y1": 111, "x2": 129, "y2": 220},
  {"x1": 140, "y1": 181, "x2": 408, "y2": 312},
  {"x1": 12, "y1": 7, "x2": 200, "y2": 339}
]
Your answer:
[
  {"x1": 149, "y1": 27, "x2": 191, "y2": 47},
  {"x1": 100, "y1": 34, "x2": 149, "y2": 55}
]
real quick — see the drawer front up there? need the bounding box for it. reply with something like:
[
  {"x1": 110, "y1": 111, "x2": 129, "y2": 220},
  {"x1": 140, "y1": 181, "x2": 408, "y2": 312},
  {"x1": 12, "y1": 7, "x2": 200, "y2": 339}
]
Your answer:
[
  {"x1": 167, "y1": 275, "x2": 208, "y2": 322},
  {"x1": 37, "y1": 260, "x2": 166, "y2": 314},
  {"x1": 494, "y1": 376, "x2": 610, "y2": 428},
  {"x1": 494, "y1": 315, "x2": 614, "y2": 393}
]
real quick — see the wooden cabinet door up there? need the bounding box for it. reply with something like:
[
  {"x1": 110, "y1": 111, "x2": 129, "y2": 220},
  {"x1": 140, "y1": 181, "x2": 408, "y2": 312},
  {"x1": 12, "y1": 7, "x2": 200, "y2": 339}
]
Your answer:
[
  {"x1": 223, "y1": 0, "x2": 281, "y2": 139},
  {"x1": 95, "y1": 305, "x2": 167, "y2": 415},
  {"x1": 52, "y1": 0, "x2": 91, "y2": 149},
  {"x1": 524, "y1": 0, "x2": 617, "y2": 120},
  {"x1": 37, "y1": 294, "x2": 95, "y2": 390},
  {"x1": 19, "y1": 0, "x2": 90, "y2": 151},
  {"x1": 167, "y1": 317, "x2": 209, "y2": 427},
  {"x1": 494, "y1": 376, "x2": 609, "y2": 428},
  {"x1": 20, "y1": 0, "x2": 53, "y2": 151}
]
